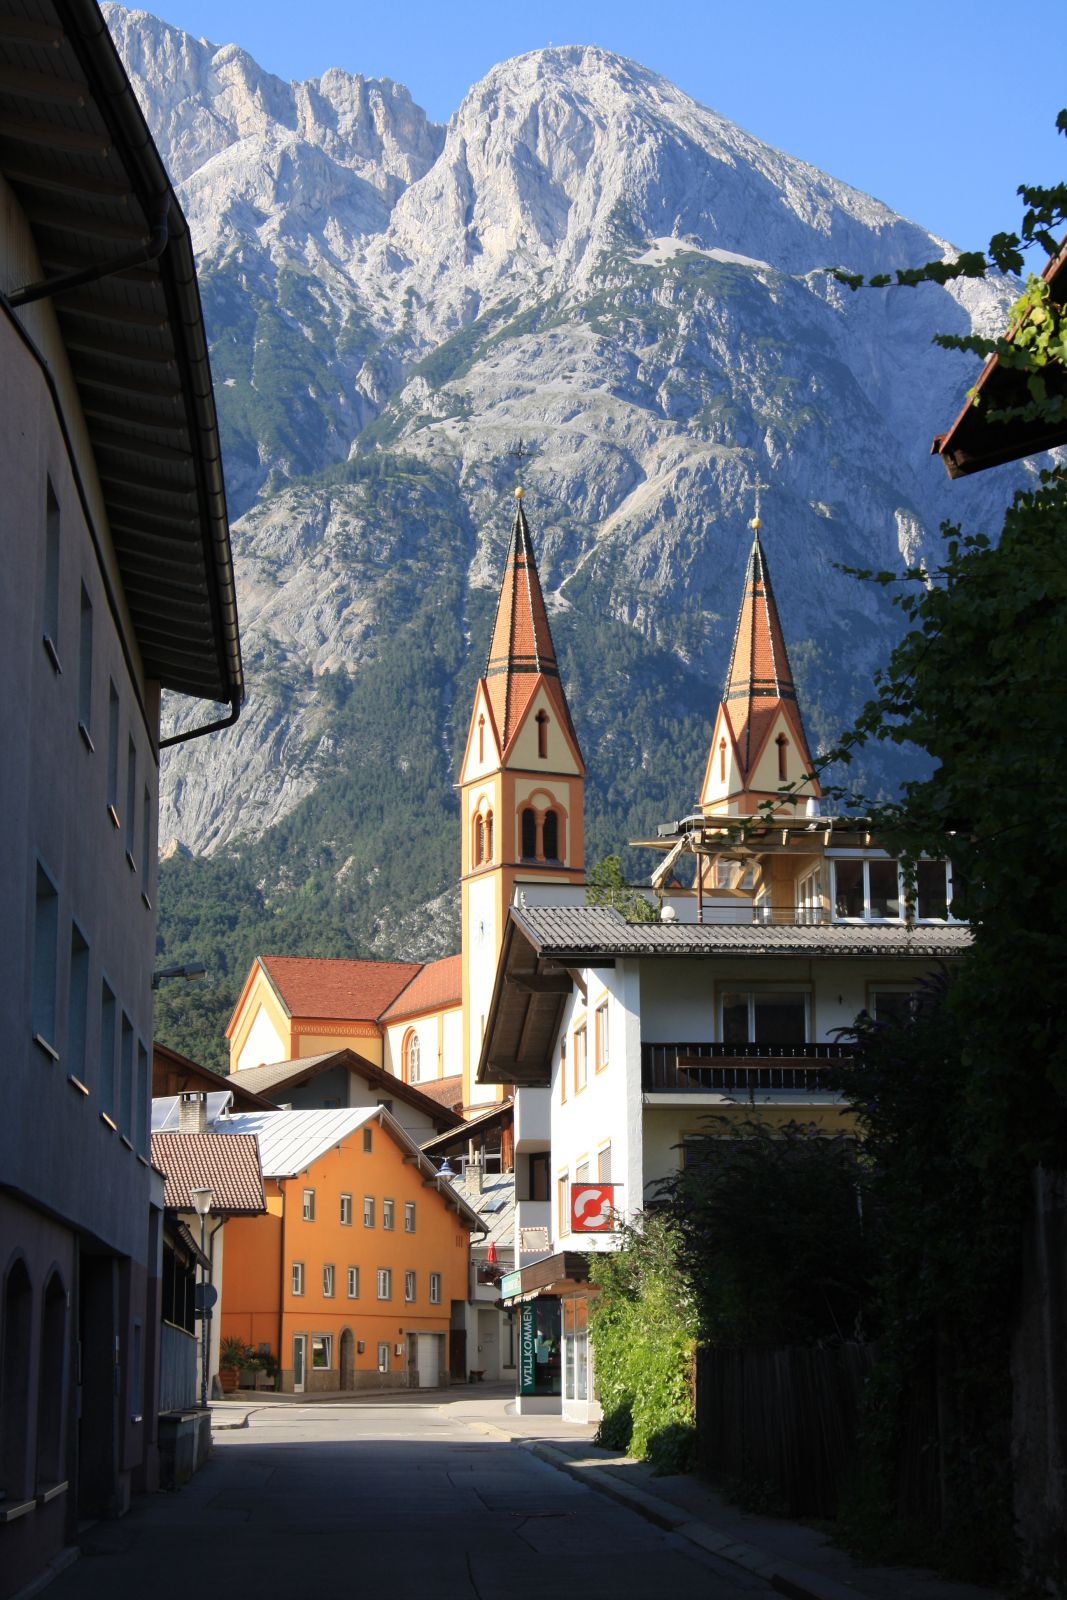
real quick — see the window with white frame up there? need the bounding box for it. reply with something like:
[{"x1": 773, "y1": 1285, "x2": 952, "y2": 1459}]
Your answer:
[
  {"x1": 429, "y1": 1273, "x2": 441, "y2": 1305},
  {"x1": 597, "y1": 1142, "x2": 612, "y2": 1183},
  {"x1": 311, "y1": 1334, "x2": 332, "y2": 1369},
  {"x1": 594, "y1": 1001, "x2": 609, "y2": 1071},
  {"x1": 347, "y1": 1266, "x2": 359, "y2": 1299},
  {"x1": 574, "y1": 1025, "x2": 587, "y2": 1093},
  {"x1": 302, "y1": 1188, "x2": 315, "y2": 1221},
  {"x1": 340, "y1": 1193, "x2": 352, "y2": 1225},
  {"x1": 377, "y1": 1268, "x2": 391, "y2": 1300},
  {"x1": 291, "y1": 1261, "x2": 304, "y2": 1296},
  {"x1": 796, "y1": 869, "x2": 822, "y2": 925},
  {"x1": 405, "y1": 1030, "x2": 421, "y2": 1083},
  {"x1": 404, "y1": 1201, "x2": 416, "y2": 1233},
  {"x1": 383, "y1": 1198, "x2": 395, "y2": 1230},
  {"x1": 870, "y1": 987, "x2": 922, "y2": 1024},
  {"x1": 404, "y1": 1271, "x2": 416, "y2": 1302},
  {"x1": 323, "y1": 1264, "x2": 335, "y2": 1298},
  {"x1": 363, "y1": 1195, "x2": 375, "y2": 1227},
  {"x1": 721, "y1": 990, "x2": 809, "y2": 1045},
  {"x1": 833, "y1": 857, "x2": 901, "y2": 920}
]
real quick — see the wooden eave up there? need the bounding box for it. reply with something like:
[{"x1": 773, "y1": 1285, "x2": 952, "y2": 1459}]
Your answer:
[
  {"x1": 0, "y1": 0, "x2": 242, "y2": 712},
  {"x1": 476, "y1": 911, "x2": 574, "y2": 1088}
]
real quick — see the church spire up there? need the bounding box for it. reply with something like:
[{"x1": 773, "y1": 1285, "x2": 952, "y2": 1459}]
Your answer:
[
  {"x1": 483, "y1": 490, "x2": 583, "y2": 765},
  {"x1": 700, "y1": 506, "x2": 819, "y2": 816}
]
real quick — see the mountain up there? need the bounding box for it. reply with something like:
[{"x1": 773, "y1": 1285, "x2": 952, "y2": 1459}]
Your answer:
[{"x1": 102, "y1": 9, "x2": 1033, "y2": 1067}]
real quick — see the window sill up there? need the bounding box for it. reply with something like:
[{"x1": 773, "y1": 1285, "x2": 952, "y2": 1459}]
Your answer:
[
  {"x1": 0, "y1": 1498, "x2": 35, "y2": 1523},
  {"x1": 42, "y1": 635, "x2": 61, "y2": 675},
  {"x1": 125, "y1": 850, "x2": 137, "y2": 873},
  {"x1": 107, "y1": 804, "x2": 121, "y2": 830},
  {"x1": 141, "y1": 891, "x2": 152, "y2": 911},
  {"x1": 36, "y1": 1481, "x2": 68, "y2": 1506},
  {"x1": 78, "y1": 721, "x2": 95, "y2": 753},
  {"x1": 67, "y1": 1073, "x2": 89, "y2": 1096},
  {"x1": 120, "y1": 1135, "x2": 133, "y2": 1151},
  {"x1": 33, "y1": 1032, "x2": 59, "y2": 1063},
  {"x1": 99, "y1": 1111, "x2": 117, "y2": 1132}
]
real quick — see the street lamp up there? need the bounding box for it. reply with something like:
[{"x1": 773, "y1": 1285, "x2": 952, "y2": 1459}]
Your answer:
[
  {"x1": 152, "y1": 961, "x2": 208, "y2": 990},
  {"x1": 191, "y1": 1186, "x2": 212, "y2": 1409}
]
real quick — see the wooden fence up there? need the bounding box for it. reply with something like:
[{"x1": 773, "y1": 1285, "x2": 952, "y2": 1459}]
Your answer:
[{"x1": 695, "y1": 1343, "x2": 874, "y2": 1518}]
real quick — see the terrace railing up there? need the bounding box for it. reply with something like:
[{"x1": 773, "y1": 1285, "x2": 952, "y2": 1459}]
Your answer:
[{"x1": 641, "y1": 1040, "x2": 851, "y2": 1093}]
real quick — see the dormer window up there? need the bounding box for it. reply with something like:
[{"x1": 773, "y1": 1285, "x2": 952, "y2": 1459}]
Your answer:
[{"x1": 536, "y1": 710, "x2": 549, "y2": 760}]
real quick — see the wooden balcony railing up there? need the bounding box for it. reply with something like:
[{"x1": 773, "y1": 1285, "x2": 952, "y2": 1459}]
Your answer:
[{"x1": 641, "y1": 1041, "x2": 851, "y2": 1093}]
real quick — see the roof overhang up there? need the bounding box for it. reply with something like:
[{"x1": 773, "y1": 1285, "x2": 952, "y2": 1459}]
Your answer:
[
  {"x1": 0, "y1": 0, "x2": 242, "y2": 713},
  {"x1": 476, "y1": 912, "x2": 576, "y2": 1088},
  {"x1": 932, "y1": 237, "x2": 1067, "y2": 477}
]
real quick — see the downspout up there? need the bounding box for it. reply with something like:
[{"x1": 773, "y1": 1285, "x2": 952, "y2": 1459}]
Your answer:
[{"x1": 207, "y1": 1217, "x2": 224, "y2": 1399}]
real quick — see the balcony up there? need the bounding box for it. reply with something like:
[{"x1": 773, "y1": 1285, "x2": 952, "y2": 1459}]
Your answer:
[{"x1": 641, "y1": 1041, "x2": 851, "y2": 1094}]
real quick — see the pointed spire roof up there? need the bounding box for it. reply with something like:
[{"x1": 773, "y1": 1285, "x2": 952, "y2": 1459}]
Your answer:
[
  {"x1": 713, "y1": 520, "x2": 819, "y2": 805},
  {"x1": 484, "y1": 492, "x2": 581, "y2": 758}
]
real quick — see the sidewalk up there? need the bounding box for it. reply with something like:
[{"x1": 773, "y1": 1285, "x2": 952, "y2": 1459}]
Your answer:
[{"x1": 435, "y1": 1387, "x2": 1005, "y2": 1600}]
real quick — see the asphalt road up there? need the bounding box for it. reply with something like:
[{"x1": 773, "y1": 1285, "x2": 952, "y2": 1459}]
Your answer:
[{"x1": 51, "y1": 1395, "x2": 774, "y2": 1599}]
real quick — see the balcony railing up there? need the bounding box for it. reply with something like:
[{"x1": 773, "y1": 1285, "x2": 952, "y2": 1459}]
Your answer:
[{"x1": 641, "y1": 1041, "x2": 851, "y2": 1093}]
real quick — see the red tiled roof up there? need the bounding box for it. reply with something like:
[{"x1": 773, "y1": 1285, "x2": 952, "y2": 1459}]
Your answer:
[
  {"x1": 721, "y1": 531, "x2": 817, "y2": 787},
  {"x1": 413, "y1": 1075, "x2": 465, "y2": 1114},
  {"x1": 484, "y1": 499, "x2": 583, "y2": 761},
  {"x1": 380, "y1": 955, "x2": 463, "y2": 1021},
  {"x1": 152, "y1": 1132, "x2": 266, "y2": 1215},
  {"x1": 259, "y1": 955, "x2": 422, "y2": 1021}
]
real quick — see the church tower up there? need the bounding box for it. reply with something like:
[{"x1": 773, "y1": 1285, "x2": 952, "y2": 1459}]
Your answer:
[
  {"x1": 700, "y1": 506, "x2": 820, "y2": 820},
  {"x1": 459, "y1": 490, "x2": 586, "y2": 1110}
]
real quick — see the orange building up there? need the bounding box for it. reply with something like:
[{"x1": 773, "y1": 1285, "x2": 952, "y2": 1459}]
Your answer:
[{"x1": 216, "y1": 1107, "x2": 482, "y2": 1391}]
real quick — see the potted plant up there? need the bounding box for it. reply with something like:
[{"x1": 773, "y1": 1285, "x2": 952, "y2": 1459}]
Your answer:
[{"x1": 219, "y1": 1336, "x2": 244, "y2": 1395}]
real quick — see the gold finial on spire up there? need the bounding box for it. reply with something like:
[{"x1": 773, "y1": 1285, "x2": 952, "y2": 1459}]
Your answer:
[{"x1": 743, "y1": 473, "x2": 770, "y2": 533}]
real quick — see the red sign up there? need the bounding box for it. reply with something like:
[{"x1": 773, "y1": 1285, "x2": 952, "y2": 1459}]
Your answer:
[{"x1": 571, "y1": 1183, "x2": 616, "y2": 1233}]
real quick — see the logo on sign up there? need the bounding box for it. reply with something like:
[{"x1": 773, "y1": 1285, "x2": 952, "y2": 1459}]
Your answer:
[
  {"x1": 571, "y1": 1183, "x2": 617, "y2": 1233},
  {"x1": 519, "y1": 1303, "x2": 537, "y2": 1394}
]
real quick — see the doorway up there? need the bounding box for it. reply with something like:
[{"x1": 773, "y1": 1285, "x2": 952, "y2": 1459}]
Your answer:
[
  {"x1": 293, "y1": 1334, "x2": 306, "y2": 1393},
  {"x1": 339, "y1": 1329, "x2": 354, "y2": 1390}
]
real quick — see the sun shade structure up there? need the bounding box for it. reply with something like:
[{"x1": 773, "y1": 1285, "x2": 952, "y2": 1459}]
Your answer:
[
  {"x1": 0, "y1": 0, "x2": 242, "y2": 718},
  {"x1": 932, "y1": 237, "x2": 1067, "y2": 478}
]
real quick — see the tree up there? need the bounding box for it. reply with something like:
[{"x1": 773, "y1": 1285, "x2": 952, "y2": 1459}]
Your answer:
[{"x1": 585, "y1": 853, "x2": 658, "y2": 922}]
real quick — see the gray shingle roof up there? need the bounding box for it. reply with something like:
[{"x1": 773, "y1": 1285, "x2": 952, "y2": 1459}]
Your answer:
[{"x1": 512, "y1": 904, "x2": 972, "y2": 960}]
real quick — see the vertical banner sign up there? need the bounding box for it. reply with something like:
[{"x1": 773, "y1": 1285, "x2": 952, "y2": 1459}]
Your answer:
[{"x1": 519, "y1": 1302, "x2": 537, "y2": 1395}]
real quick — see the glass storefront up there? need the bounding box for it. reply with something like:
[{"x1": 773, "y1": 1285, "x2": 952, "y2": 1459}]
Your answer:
[
  {"x1": 518, "y1": 1298, "x2": 561, "y2": 1397},
  {"x1": 562, "y1": 1296, "x2": 589, "y2": 1401}
]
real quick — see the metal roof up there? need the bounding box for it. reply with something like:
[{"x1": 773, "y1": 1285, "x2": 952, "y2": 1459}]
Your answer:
[
  {"x1": 510, "y1": 903, "x2": 973, "y2": 960},
  {"x1": 0, "y1": 0, "x2": 242, "y2": 714}
]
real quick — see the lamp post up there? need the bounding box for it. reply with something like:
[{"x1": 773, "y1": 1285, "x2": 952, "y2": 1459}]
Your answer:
[
  {"x1": 191, "y1": 1186, "x2": 212, "y2": 1409},
  {"x1": 152, "y1": 961, "x2": 208, "y2": 990}
]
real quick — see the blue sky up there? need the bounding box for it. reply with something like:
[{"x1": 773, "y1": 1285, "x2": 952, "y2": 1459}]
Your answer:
[{"x1": 145, "y1": 0, "x2": 1064, "y2": 255}]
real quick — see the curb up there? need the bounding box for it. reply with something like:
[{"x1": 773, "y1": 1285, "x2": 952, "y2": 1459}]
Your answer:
[{"x1": 523, "y1": 1442, "x2": 873, "y2": 1600}]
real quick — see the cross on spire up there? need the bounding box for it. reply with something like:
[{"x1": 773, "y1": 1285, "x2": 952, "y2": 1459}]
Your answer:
[
  {"x1": 742, "y1": 474, "x2": 770, "y2": 532},
  {"x1": 509, "y1": 439, "x2": 536, "y2": 493}
]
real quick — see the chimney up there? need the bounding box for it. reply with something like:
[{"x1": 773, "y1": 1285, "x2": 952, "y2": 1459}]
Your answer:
[
  {"x1": 179, "y1": 1092, "x2": 207, "y2": 1135},
  {"x1": 468, "y1": 1153, "x2": 483, "y2": 1194}
]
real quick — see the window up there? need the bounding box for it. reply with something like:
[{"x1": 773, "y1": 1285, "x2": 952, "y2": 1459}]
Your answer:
[
  {"x1": 776, "y1": 732, "x2": 789, "y2": 782},
  {"x1": 383, "y1": 1198, "x2": 395, "y2": 1231},
  {"x1": 916, "y1": 861, "x2": 951, "y2": 920},
  {"x1": 125, "y1": 740, "x2": 137, "y2": 868},
  {"x1": 528, "y1": 1151, "x2": 549, "y2": 1202},
  {"x1": 796, "y1": 869, "x2": 821, "y2": 926},
  {"x1": 574, "y1": 1025, "x2": 587, "y2": 1093},
  {"x1": 340, "y1": 1193, "x2": 353, "y2": 1225},
  {"x1": 598, "y1": 1143, "x2": 612, "y2": 1183},
  {"x1": 363, "y1": 1196, "x2": 375, "y2": 1228},
  {"x1": 594, "y1": 1001, "x2": 609, "y2": 1072},
  {"x1": 32, "y1": 863, "x2": 59, "y2": 1055},
  {"x1": 536, "y1": 709, "x2": 549, "y2": 759},
  {"x1": 68, "y1": 924, "x2": 89, "y2": 1088},
  {"x1": 78, "y1": 584, "x2": 93, "y2": 741},
  {"x1": 833, "y1": 857, "x2": 902, "y2": 921},
  {"x1": 377, "y1": 1268, "x2": 391, "y2": 1300},
  {"x1": 363, "y1": 1127, "x2": 373, "y2": 1154},
  {"x1": 429, "y1": 1273, "x2": 441, "y2": 1305},
  {"x1": 721, "y1": 991, "x2": 808, "y2": 1045},
  {"x1": 521, "y1": 807, "x2": 537, "y2": 859},
  {"x1": 141, "y1": 785, "x2": 152, "y2": 894},
  {"x1": 557, "y1": 1173, "x2": 570, "y2": 1236},
  {"x1": 485, "y1": 810, "x2": 494, "y2": 859},
  {"x1": 323, "y1": 1264, "x2": 335, "y2": 1298},
  {"x1": 43, "y1": 480, "x2": 60, "y2": 669},
  {"x1": 106, "y1": 683, "x2": 120, "y2": 824},
  {"x1": 405, "y1": 1271, "x2": 416, "y2": 1302},
  {"x1": 543, "y1": 809, "x2": 559, "y2": 861},
  {"x1": 292, "y1": 1261, "x2": 305, "y2": 1295},
  {"x1": 100, "y1": 980, "x2": 116, "y2": 1118},
  {"x1": 475, "y1": 813, "x2": 485, "y2": 865},
  {"x1": 871, "y1": 988, "x2": 921, "y2": 1024},
  {"x1": 311, "y1": 1334, "x2": 332, "y2": 1369},
  {"x1": 136, "y1": 1042, "x2": 149, "y2": 1156},
  {"x1": 560, "y1": 1036, "x2": 567, "y2": 1103},
  {"x1": 119, "y1": 1014, "x2": 134, "y2": 1140},
  {"x1": 404, "y1": 1201, "x2": 416, "y2": 1233},
  {"x1": 576, "y1": 1160, "x2": 590, "y2": 1186},
  {"x1": 302, "y1": 1189, "x2": 315, "y2": 1221},
  {"x1": 347, "y1": 1266, "x2": 359, "y2": 1299},
  {"x1": 405, "y1": 1030, "x2": 421, "y2": 1083}
]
